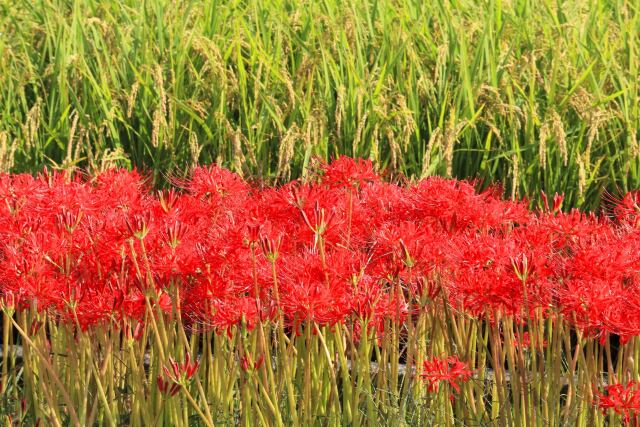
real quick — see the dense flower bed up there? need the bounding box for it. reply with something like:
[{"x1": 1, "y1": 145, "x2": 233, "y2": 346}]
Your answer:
[
  {"x1": 1, "y1": 157, "x2": 638, "y2": 336},
  {"x1": 1, "y1": 157, "x2": 639, "y2": 425}
]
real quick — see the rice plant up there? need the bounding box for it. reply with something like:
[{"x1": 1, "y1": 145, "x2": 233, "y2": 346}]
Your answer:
[{"x1": 1, "y1": 0, "x2": 638, "y2": 208}]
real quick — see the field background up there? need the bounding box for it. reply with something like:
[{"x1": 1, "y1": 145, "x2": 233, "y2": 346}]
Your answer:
[{"x1": 1, "y1": 0, "x2": 639, "y2": 208}]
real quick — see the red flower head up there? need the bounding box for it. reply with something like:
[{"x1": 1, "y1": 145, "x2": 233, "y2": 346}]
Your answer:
[
  {"x1": 240, "y1": 354, "x2": 265, "y2": 372},
  {"x1": 157, "y1": 376, "x2": 181, "y2": 397},
  {"x1": 318, "y1": 156, "x2": 381, "y2": 189},
  {"x1": 614, "y1": 191, "x2": 640, "y2": 227},
  {"x1": 420, "y1": 355, "x2": 474, "y2": 395},
  {"x1": 595, "y1": 381, "x2": 640, "y2": 425},
  {"x1": 157, "y1": 353, "x2": 200, "y2": 396}
]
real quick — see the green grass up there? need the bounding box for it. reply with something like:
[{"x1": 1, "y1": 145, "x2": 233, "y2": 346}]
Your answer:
[{"x1": 0, "y1": 0, "x2": 639, "y2": 208}]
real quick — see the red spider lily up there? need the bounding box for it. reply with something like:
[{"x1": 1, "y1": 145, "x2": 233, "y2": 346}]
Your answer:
[
  {"x1": 595, "y1": 381, "x2": 640, "y2": 425},
  {"x1": 318, "y1": 156, "x2": 381, "y2": 189},
  {"x1": 260, "y1": 234, "x2": 283, "y2": 261},
  {"x1": 0, "y1": 291, "x2": 18, "y2": 312},
  {"x1": 156, "y1": 353, "x2": 200, "y2": 398},
  {"x1": 1, "y1": 156, "x2": 640, "y2": 344},
  {"x1": 613, "y1": 190, "x2": 640, "y2": 227},
  {"x1": 161, "y1": 353, "x2": 200, "y2": 385},
  {"x1": 129, "y1": 320, "x2": 145, "y2": 341},
  {"x1": 182, "y1": 164, "x2": 249, "y2": 202},
  {"x1": 420, "y1": 356, "x2": 475, "y2": 395},
  {"x1": 157, "y1": 376, "x2": 181, "y2": 397},
  {"x1": 29, "y1": 319, "x2": 43, "y2": 336},
  {"x1": 240, "y1": 354, "x2": 265, "y2": 372},
  {"x1": 540, "y1": 191, "x2": 564, "y2": 214}
]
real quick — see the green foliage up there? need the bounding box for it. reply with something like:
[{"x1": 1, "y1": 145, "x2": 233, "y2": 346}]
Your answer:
[{"x1": 1, "y1": 0, "x2": 639, "y2": 208}]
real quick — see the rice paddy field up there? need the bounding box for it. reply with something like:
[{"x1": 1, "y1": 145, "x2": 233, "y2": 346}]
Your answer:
[
  {"x1": 1, "y1": 0, "x2": 640, "y2": 425},
  {"x1": 1, "y1": 0, "x2": 638, "y2": 207}
]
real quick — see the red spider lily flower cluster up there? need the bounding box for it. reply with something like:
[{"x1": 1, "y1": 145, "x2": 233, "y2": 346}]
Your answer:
[
  {"x1": 157, "y1": 376, "x2": 182, "y2": 397},
  {"x1": 0, "y1": 157, "x2": 638, "y2": 340},
  {"x1": 420, "y1": 356, "x2": 475, "y2": 395},
  {"x1": 157, "y1": 353, "x2": 200, "y2": 396},
  {"x1": 240, "y1": 354, "x2": 265, "y2": 372},
  {"x1": 595, "y1": 381, "x2": 640, "y2": 425}
]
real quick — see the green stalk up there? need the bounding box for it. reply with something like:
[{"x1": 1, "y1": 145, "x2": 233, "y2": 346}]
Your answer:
[
  {"x1": 1, "y1": 309, "x2": 10, "y2": 396},
  {"x1": 315, "y1": 325, "x2": 342, "y2": 420},
  {"x1": 250, "y1": 244, "x2": 282, "y2": 422},
  {"x1": 182, "y1": 385, "x2": 214, "y2": 427},
  {"x1": 303, "y1": 319, "x2": 312, "y2": 423},
  {"x1": 335, "y1": 324, "x2": 353, "y2": 422},
  {"x1": 174, "y1": 286, "x2": 215, "y2": 425},
  {"x1": 269, "y1": 259, "x2": 299, "y2": 424},
  {"x1": 8, "y1": 312, "x2": 81, "y2": 427}
]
